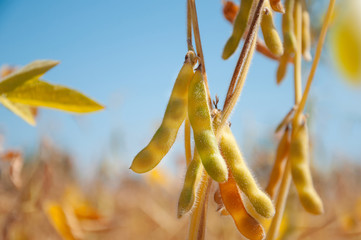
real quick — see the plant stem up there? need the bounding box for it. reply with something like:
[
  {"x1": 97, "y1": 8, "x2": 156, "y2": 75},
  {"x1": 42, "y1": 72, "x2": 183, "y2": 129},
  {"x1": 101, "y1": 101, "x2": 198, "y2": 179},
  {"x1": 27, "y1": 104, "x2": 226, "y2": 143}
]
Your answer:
[
  {"x1": 293, "y1": 0, "x2": 302, "y2": 106},
  {"x1": 221, "y1": 0, "x2": 265, "y2": 126},
  {"x1": 266, "y1": 1, "x2": 303, "y2": 239},
  {"x1": 266, "y1": 161, "x2": 292, "y2": 240},
  {"x1": 293, "y1": 0, "x2": 335, "y2": 122},
  {"x1": 187, "y1": 0, "x2": 193, "y2": 51},
  {"x1": 189, "y1": 0, "x2": 212, "y2": 108},
  {"x1": 188, "y1": 172, "x2": 210, "y2": 240}
]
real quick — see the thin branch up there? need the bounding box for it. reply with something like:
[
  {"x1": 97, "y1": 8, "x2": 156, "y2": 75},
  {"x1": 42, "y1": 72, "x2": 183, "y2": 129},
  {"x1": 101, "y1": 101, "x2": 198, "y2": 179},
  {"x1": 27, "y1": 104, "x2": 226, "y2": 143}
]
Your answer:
[
  {"x1": 266, "y1": 1, "x2": 303, "y2": 239},
  {"x1": 222, "y1": 0, "x2": 265, "y2": 121},
  {"x1": 266, "y1": 161, "x2": 292, "y2": 240},
  {"x1": 293, "y1": 0, "x2": 302, "y2": 105},
  {"x1": 187, "y1": 0, "x2": 193, "y2": 51},
  {"x1": 188, "y1": 171, "x2": 209, "y2": 240},
  {"x1": 293, "y1": 0, "x2": 336, "y2": 122},
  {"x1": 189, "y1": 0, "x2": 212, "y2": 108}
]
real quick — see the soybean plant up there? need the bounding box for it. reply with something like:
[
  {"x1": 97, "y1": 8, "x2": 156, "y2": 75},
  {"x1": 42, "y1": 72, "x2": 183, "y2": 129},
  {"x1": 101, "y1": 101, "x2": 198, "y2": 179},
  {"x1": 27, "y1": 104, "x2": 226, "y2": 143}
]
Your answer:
[{"x1": 131, "y1": 0, "x2": 336, "y2": 239}]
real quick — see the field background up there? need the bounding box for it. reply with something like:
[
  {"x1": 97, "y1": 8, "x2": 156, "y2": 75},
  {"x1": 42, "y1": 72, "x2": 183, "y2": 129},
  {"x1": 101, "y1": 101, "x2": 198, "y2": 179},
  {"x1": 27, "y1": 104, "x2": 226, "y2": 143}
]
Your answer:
[{"x1": 1, "y1": 0, "x2": 361, "y2": 239}]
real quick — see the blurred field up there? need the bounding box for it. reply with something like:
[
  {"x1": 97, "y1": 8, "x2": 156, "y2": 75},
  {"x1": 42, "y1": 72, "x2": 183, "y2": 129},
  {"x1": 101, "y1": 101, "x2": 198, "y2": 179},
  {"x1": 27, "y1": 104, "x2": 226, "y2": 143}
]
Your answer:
[{"x1": 0, "y1": 136, "x2": 360, "y2": 240}]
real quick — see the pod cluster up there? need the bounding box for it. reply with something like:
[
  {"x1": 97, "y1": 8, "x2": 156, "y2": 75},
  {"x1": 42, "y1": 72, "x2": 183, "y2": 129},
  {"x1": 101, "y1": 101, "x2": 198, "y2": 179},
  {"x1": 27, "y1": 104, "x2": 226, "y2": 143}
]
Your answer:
[
  {"x1": 130, "y1": 48, "x2": 277, "y2": 239},
  {"x1": 222, "y1": 0, "x2": 284, "y2": 59},
  {"x1": 267, "y1": 116, "x2": 324, "y2": 215},
  {"x1": 277, "y1": 0, "x2": 313, "y2": 84},
  {"x1": 130, "y1": 53, "x2": 229, "y2": 181}
]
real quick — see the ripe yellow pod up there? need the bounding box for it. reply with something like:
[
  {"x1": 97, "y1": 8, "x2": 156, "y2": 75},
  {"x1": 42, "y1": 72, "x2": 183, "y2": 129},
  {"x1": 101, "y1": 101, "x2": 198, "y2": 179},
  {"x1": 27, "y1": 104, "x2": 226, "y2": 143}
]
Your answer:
[
  {"x1": 219, "y1": 125, "x2": 275, "y2": 218},
  {"x1": 219, "y1": 174, "x2": 265, "y2": 240},
  {"x1": 266, "y1": 127, "x2": 290, "y2": 199},
  {"x1": 282, "y1": 0, "x2": 297, "y2": 53},
  {"x1": 276, "y1": 53, "x2": 290, "y2": 84},
  {"x1": 177, "y1": 151, "x2": 204, "y2": 218},
  {"x1": 290, "y1": 123, "x2": 324, "y2": 214},
  {"x1": 130, "y1": 51, "x2": 196, "y2": 173},
  {"x1": 302, "y1": 8, "x2": 312, "y2": 61},
  {"x1": 261, "y1": 1, "x2": 284, "y2": 56},
  {"x1": 222, "y1": 0, "x2": 253, "y2": 59},
  {"x1": 188, "y1": 66, "x2": 228, "y2": 183}
]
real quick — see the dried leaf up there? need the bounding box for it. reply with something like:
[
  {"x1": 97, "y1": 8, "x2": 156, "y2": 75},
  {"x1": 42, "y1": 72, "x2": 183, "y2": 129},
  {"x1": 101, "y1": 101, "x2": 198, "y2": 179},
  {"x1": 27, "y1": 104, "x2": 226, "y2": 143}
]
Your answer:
[
  {"x1": 5, "y1": 79, "x2": 104, "y2": 113},
  {"x1": 0, "y1": 96, "x2": 37, "y2": 126},
  {"x1": 44, "y1": 202, "x2": 78, "y2": 240},
  {"x1": 219, "y1": 175, "x2": 265, "y2": 240},
  {"x1": 0, "y1": 150, "x2": 23, "y2": 188},
  {"x1": 0, "y1": 60, "x2": 59, "y2": 94}
]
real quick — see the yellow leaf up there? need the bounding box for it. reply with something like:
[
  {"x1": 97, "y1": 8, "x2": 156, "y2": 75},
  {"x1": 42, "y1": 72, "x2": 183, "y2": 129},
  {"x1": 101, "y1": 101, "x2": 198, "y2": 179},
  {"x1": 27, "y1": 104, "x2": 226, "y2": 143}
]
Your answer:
[
  {"x1": 0, "y1": 96, "x2": 36, "y2": 126},
  {"x1": 330, "y1": 0, "x2": 361, "y2": 84},
  {"x1": 5, "y1": 79, "x2": 104, "y2": 113},
  {"x1": 0, "y1": 60, "x2": 59, "y2": 94},
  {"x1": 44, "y1": 202, "x2": 77, "y2": 240}
]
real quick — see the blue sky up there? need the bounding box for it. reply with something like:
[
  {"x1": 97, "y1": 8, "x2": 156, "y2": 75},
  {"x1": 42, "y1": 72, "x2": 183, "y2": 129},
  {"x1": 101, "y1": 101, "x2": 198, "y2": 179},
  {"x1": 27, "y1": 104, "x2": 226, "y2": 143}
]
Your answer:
[{"x1": 0, "y1": 0, "x2": 360, "y2": 176}]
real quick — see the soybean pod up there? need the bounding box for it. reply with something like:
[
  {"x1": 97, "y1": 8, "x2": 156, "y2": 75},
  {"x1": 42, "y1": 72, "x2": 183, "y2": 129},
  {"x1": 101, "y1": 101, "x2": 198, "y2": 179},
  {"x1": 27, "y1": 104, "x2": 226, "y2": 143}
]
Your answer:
[
  {"x1": 219, "y1": 173, "x2": 265, "y2": 240},
  {"x1": 283, "y1": 0, "x2": 297, "y2": 53},
  {"x1": 188, "y1": 66, "x2": 228, "y2": 183},
  {"x1": 276, "y1": 53, "x2": 290, "y2": 84},
  {"x1": 290, "y1": 122, "x2": 324, "y2": 214},
  {"x1": 276, "y1": 0, "x2": 296, "y2": 84},
  {"x1": 261, "y1": 1, "x2": 284, "y2": 56},
  {"x1": 177, "y1": 150, "x2": 204, "y2": 218},
  {"x1": 266, "y1": 126, "x2": 291, "y2": 199},
  {"x1": 219, "y1": 124, "x2": 275, "y2": 218},
  {"x1": 222, "y1": 0, "x2": 253, "y2": 59},
  {"x1": 302, "y1": 6, "x2": 312, "y2": 61},
  {"x1": 130, "y1": 51, "x2": 196, "y2": 173}
]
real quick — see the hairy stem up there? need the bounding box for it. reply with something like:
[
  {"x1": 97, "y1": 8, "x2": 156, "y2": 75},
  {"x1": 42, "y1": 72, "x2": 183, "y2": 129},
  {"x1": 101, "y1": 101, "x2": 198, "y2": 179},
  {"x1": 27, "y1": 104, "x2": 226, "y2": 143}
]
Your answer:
[
  {"x1": 189, "y1": 0, "x2": 212, "y2": 108},
  {"x1": 188, "y1": 172, "x2": 210, "y2": 240},
  {"x1": 221, "y1": 0, "x2": 265, "y2": 125}
]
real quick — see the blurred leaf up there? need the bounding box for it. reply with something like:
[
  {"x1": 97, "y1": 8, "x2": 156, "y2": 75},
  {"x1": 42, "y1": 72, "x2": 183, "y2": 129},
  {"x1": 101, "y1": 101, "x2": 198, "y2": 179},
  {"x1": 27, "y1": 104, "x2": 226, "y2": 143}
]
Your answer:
[
  {"x1": 330, "y1": 1, "x2": 361, "y2": 84},
  {"x1": 44, "y1": 202, "x2": 77, "y2": 240},
  {"x1": 5, "y1": 79, "x2": 104, "y2": 113},
  {"x1": 0, "y1": 96, "x2": 37, "y2": 126},
  {"x1": 64, "y1": 186, "x2": 102, "y2": 220},
  {"x1": 0, "y1": 60, "x2": 59, "y2": 94},
  {"x1": 0, "y1": 150, "x2": 23, "y2": 188}
]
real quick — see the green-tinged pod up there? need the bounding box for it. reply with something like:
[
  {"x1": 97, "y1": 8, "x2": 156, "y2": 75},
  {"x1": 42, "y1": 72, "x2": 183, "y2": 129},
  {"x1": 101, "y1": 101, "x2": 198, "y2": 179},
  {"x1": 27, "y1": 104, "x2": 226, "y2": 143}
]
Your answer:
[
  {"x1": 188, "y1": 66, "x2": 228, "y2": 183},
  {"x1": 290, "y1": 122, "x2": 324, "y2": 214},
  {"x1": 222, "y1": 0, "x2": 253, "y2": 59},
  {"x1": 130, "y1": 51, "x2": 196, "y2": 173},
  {"x1": 276, "y1": 53, "x2": 290, "y2": 84},
  {"x1": 265, "y1": 127, "x2": 291, "y2": 199},
  {"x1": 261, "y1": 1, "x2": 284, "y2": 56},
  {"x1": 282, "y1": 0, "x2": 297, "y2": 53},
  {"x1": 302, "y1": 7, "x2": 312, "y2": 61},
  {"x1": 177, "y1": 151, "x2": 204, "y2": 218},
  {"x1": 276, "y1": 0, "x2": 296, "y2": 84},
  {"x1": 219, "y1": 125, "x2": 275, "y2": 218}
]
